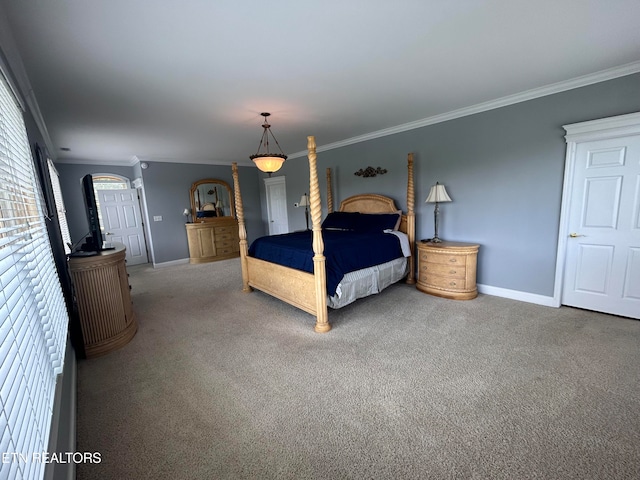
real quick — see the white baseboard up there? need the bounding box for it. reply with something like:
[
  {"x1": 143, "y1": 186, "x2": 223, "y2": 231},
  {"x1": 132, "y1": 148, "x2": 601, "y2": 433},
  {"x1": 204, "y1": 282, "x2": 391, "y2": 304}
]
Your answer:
[
  {"x1": 153, "y1": 258, "x2": 190, "y2": 268},
  {"x1": 477, "y1": 283, "x2": 557, "y2": 308}
]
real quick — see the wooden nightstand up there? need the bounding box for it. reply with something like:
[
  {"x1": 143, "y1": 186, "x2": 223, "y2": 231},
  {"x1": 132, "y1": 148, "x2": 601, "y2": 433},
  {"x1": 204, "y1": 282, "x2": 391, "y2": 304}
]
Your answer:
[{"x1": 416, "y1": 241, "x2": 479, "y2": 300}]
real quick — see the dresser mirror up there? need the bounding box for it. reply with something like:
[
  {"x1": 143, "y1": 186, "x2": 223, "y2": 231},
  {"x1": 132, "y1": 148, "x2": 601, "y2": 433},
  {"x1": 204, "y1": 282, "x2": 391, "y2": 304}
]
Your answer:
[{"x1": 189, "y1": 179, "x2": 235, "y2": 221}]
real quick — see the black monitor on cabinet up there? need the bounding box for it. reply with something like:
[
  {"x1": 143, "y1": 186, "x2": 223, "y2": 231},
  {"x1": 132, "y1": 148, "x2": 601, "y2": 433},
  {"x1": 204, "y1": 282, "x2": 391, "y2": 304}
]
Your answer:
[{"x1": 79, "y1": 174, "x2": 104, "y2": 253}]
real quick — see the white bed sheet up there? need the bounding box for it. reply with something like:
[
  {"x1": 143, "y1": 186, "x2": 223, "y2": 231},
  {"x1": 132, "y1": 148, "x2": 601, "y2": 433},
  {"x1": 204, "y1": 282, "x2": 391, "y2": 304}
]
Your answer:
[{"x1": 327, "y1": 257, "x2": 408, "y2": 309}]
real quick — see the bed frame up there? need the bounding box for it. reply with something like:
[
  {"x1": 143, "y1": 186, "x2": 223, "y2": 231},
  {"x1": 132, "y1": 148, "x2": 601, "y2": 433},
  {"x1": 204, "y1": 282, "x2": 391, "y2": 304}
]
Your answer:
[{"x1": 231, "y1": 136, "x2": 415, "y2": 332}]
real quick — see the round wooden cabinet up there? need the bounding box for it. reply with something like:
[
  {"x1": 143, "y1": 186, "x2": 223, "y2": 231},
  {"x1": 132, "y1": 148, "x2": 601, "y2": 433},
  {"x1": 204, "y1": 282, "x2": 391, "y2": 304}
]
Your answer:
[
  {"x1": 416, "y1": 241, "x2": 479, "y2": 300},
  {"x1": 68, "y1": 243, "x2": 137, "y2": 358}
]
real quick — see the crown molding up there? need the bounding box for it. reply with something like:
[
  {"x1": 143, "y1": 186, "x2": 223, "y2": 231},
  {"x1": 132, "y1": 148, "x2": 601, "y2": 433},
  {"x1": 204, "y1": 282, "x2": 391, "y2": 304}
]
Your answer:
[
  {"x1": 133, "y1": 156, "x2": 254, "y2": 167},
  {"x1": 288, "y1": 61, "x2": 640, "y2": 159},
  {"x1": 54, "y1": 155, "x2": 255, "y2": 168},
  {"x1": 54, "y1": 157, "x2": 138, "y2": 167}
]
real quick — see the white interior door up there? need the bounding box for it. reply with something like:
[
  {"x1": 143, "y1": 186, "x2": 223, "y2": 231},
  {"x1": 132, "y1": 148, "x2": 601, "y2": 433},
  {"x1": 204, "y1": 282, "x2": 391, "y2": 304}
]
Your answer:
[
  {"x1": 561, "y1": 132, "x2": 640, "y2": 319},
  {"x1": 264, "y1": 176, "x2": 289, "y2": 235},
  {"x1": 98, "y1": 188, "x2": 149, "y2": 265}
]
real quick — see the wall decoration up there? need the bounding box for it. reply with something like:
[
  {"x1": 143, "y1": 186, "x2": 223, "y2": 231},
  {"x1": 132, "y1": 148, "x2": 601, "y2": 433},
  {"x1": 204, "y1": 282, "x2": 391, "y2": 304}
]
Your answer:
[{"x1": 354, "y1": 166, "x2": 388, "y2": 177}]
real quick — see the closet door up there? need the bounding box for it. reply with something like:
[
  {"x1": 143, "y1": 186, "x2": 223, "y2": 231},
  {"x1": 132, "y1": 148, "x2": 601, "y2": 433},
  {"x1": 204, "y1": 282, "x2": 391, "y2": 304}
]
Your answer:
[
  {"x1": 561, "y1": 114, "x2": 640, "y2": 319},
  {"x1": 264, "y1": 176, "x2": 289, "y2": 235}
]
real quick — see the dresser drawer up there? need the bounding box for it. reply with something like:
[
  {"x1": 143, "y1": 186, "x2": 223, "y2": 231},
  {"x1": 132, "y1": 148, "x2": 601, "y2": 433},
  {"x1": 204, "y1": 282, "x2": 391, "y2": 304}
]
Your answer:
[
  {"x1": 216, "y1": 239, "x2": 237, "y2": 249},
  {"x1": 216, "y1": 245, "x2": 237, "y2": 256},
  {"x1": 215, "y1": 232, "x2": 237, "y2": 242},
  {"x1": 420, "y1": 262, "x2": 466, "y2": 278},
  {"x1": 215, "y1": 226, "x2": 236, "y2": 235}
]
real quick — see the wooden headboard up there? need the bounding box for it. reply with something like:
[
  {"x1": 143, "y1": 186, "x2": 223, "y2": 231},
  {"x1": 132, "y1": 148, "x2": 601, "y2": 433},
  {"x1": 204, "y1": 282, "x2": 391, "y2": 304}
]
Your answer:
[{"x1": 339, "y1": 194, "x2": 408, "y2": 234}]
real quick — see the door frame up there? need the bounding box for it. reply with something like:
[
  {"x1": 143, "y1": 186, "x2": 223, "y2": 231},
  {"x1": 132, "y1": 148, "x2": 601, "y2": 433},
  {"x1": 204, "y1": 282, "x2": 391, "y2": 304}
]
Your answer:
[
  {"x1": 132, "y1": 176, "x2": 154, "y2": 264},
  {"x1": 553, "y1": 111, "x2": 640, "y2": 307}
]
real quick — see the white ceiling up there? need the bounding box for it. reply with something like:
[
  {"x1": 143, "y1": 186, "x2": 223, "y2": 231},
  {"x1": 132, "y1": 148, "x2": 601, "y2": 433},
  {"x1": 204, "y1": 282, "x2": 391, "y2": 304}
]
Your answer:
[{"x1": 2, "y1": 0, "x2": 640, "y2": 166}]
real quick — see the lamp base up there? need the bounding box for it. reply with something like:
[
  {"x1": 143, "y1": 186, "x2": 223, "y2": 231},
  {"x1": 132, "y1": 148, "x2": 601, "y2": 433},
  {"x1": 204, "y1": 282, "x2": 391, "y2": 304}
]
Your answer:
[{"x1": 431, "y1": 236, "x2": 443, "y2": 243}]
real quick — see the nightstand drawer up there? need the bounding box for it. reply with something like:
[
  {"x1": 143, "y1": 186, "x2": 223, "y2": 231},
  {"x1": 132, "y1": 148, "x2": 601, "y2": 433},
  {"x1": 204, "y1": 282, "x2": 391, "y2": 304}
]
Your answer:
[
  {"x1": 419, "y1": 251, "x2": 467, "y2": 266},
  {"x1": 420, "y1": 262, "x2": 466, "y2": 278},
  {"x1": 423, "y1": 274, "x2": 469, "y2": 291}
]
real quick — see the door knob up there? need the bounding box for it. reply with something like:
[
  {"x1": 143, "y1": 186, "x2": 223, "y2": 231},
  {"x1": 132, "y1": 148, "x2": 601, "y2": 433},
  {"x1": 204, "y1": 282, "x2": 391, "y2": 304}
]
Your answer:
[{"x1": 569, "y1": 233, "x2": 586, "y2": 238}]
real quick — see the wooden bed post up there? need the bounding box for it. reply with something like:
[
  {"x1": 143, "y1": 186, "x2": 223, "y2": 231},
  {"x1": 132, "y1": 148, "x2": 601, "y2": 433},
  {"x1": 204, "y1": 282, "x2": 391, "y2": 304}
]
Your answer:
[
  {"x1": 308, "y1": 137, "x2": 330, "y2": 333},
  {"x1": 406, "y1": 153, "x2": 416, "y2": 284},
  {"x1": 326, "y1": 168, "x2": 334, "y2": 214},
  {"x1": 231, "y1": 162, "x2": 251, "y2": 292}
]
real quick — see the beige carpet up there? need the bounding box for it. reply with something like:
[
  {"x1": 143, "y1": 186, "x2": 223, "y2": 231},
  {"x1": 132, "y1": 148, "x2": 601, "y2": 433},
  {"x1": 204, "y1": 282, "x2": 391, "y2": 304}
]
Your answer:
[{"x1": 76, "y1": 258, "x2": 640, "y2": 479}]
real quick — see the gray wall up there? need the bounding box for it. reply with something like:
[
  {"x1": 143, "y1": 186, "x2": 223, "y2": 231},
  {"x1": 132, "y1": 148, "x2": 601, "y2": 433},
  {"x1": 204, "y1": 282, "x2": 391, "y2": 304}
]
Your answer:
[
  {"x1": 269, "y1": 73, "x2": 640, "y2": 297},
  {"x1": 57, "y1": 161, "x2": 264, "y2": 265},
  {"x1": 139, "y1": 161, "x2": 264, "y2": 264},
  {"x1": 56, "y1": 73, "x2": 640, "y2": 296}
]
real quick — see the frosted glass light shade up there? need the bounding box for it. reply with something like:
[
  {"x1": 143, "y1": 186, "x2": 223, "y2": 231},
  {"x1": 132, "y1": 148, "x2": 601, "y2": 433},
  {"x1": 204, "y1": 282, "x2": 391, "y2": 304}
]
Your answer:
[
  {"x1": 250, "y1": 113, "x2": 287, "y2": 174},
  {"x1": 425, "y1": 183, "x2": 452, "y2": 203},
  {"x1": 252, "y1": 155, "x2": 286, "y2": 174}
]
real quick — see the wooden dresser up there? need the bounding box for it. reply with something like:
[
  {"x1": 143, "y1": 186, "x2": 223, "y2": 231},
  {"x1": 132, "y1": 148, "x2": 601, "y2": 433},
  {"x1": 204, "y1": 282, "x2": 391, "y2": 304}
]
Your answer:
[
  {"x1": 185, "y1": 217, "x2": 240, "y2": 264},
  {"x1": 416, "y1": 240, "x2": 479, "y2": 300},
  {"x1": 68, "y1": 243, "x2": 137, "y2": 358}
]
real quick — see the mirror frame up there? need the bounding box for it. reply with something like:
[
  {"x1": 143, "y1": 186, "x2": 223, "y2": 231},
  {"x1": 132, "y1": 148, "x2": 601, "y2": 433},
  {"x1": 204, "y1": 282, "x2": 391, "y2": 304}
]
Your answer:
[{"x1": 189, "y1": 178, "x2": 235, "y2": 221}]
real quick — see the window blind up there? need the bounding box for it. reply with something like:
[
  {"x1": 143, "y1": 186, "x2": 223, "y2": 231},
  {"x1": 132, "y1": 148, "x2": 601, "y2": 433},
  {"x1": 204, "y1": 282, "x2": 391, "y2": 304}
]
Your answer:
[
  {"x1": 0, "y1": 72, "x2": 69, "y2": 479},
  {"x1": 47, "y1": 159, "x2": 72, "y2": 255}
]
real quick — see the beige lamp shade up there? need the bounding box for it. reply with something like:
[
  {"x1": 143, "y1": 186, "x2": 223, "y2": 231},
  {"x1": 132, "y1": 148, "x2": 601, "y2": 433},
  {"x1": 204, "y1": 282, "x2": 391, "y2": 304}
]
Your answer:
[
  {"x1": 299, "y1": 194, "x2": 310, "y2": 207},
  {"x1": 425, "y1": 183, "x2": 452, "y2": 203}
]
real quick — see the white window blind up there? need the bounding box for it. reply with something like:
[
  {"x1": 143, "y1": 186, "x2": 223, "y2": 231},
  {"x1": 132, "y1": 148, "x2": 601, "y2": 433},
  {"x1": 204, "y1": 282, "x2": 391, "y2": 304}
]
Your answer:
[
  {"x1": 0, "y1": 72, "x2": 69, "y2": 479},
  {"x1": 47, "y1": 160, "x2": 72, "y2": 255}
]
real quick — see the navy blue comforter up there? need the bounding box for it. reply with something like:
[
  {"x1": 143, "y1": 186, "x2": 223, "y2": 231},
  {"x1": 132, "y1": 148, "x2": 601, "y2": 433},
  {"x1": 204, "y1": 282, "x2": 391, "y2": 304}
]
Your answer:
[{"x1": 248, "y1": 230, "x2": 404, "y2": 296}]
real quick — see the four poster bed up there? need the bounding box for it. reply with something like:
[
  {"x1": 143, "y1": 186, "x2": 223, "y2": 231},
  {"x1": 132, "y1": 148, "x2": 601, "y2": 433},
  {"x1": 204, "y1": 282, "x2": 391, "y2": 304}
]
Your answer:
[{"x1": 231, "y1": 136, "x2": 415, "y2": 333}]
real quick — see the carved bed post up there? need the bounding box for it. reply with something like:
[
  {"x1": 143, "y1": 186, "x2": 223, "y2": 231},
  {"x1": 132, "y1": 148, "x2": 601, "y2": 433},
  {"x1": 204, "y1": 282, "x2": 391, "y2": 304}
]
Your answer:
[
  {"x1": 231, "y1": 162, "x2": 251, "y2": 292},
  {"x1": 308, "y1": 137, "x2": 330, "y2": 333},
  {"x1": 326, "y1": 168, "x2": 334, "y2": 213},
  {"x1": 406, "y1": 153, "x2": 416, "y2": 284}
]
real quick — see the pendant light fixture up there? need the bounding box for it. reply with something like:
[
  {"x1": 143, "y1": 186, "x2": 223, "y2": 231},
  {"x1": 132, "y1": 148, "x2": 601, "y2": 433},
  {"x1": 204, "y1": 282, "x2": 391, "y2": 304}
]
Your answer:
[{"x1": 250, "y1": 112, "x2": 287, "y2": 175}]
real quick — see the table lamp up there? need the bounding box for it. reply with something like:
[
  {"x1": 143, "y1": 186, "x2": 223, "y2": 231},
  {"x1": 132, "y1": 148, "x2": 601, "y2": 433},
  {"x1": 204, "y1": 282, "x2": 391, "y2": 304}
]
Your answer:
[{"x1": 425, "y1": 182, "x2": 452, "y2": 243}]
